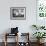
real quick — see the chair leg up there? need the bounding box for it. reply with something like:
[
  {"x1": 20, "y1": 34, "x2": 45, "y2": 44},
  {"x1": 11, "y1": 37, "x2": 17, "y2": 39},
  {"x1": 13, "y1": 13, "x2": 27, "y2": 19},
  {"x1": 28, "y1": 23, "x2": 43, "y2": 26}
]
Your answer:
[
  {"x1": 4, "y1": 33, "x2": 7, "y2": 46},
  {"x1": 4, "y1": 41, "x2": 7, "y2": 46}
]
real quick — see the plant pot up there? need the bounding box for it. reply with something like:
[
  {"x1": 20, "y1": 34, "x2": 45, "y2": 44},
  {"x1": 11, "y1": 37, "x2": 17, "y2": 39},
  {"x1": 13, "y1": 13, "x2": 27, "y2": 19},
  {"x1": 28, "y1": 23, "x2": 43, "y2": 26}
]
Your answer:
[
  {"x1": 40, "y1": 38, "x2": 45, "y2": 43},
  {"x1": 37, "y1": 39, "x2": 40, "y2": 43},
  {"x1": 37, "y1": 39, "x2": 45, "y2": 44}
]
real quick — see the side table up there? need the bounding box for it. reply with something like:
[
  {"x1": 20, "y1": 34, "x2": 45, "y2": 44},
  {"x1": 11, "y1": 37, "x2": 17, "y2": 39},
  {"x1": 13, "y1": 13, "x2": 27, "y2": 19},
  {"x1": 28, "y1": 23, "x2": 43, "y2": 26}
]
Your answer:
[{"x1": 4, "y1": 33, "x2": 18, "y2": 46}]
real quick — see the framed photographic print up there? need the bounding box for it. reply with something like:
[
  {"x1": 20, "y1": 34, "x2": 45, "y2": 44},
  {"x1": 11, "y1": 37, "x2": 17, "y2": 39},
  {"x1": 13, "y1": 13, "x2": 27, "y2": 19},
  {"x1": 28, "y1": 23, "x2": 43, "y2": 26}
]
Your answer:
[{"x1": 10, "y1": 7, "x2": 26, "y2": 20}]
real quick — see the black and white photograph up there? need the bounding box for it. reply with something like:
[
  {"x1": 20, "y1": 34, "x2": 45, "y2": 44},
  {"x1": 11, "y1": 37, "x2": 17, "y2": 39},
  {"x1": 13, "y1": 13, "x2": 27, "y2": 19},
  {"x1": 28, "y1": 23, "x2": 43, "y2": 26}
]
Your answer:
[{"x1": 10, "y1": 7, "x2": 26, "y2": 20}]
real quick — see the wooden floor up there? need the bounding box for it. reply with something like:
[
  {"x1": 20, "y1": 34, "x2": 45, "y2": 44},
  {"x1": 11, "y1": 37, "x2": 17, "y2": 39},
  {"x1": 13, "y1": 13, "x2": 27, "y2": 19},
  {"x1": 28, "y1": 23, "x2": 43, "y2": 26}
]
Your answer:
[{"x1": 0, "y1": 42, "x2": 46, "y2": 46}]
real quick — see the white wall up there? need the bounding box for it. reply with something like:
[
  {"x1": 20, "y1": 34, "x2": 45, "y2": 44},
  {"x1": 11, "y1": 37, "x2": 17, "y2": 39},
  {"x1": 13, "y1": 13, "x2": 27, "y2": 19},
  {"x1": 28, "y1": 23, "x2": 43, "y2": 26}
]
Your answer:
[{"x1": 0, "y1": 0, "x2": 37, "y2": 42}]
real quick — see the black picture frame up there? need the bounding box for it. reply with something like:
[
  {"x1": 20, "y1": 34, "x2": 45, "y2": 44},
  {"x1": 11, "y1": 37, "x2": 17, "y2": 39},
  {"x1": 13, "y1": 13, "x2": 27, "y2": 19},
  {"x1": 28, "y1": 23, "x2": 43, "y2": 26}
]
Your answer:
[{"x1": 10, "y1": 7, "x2": 26, "y2": 20}]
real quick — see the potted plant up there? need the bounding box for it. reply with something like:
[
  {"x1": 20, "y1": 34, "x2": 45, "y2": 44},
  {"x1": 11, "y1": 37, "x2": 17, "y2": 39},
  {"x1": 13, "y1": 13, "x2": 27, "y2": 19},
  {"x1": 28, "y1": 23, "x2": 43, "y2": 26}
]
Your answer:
[{"x1": 33, "y1": 32, "x2": 46, "y2": 43}]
